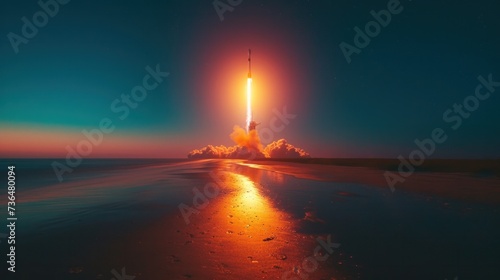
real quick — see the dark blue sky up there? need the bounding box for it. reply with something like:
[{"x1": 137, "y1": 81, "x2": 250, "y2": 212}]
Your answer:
[{"x1": 1, "y1": 0, "x2": 499, "y2": 158}]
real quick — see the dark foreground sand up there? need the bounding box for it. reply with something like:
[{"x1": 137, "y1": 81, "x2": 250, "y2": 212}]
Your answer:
[{"x1": 2, "y1": 159, "x2": 500, "y2": 279}]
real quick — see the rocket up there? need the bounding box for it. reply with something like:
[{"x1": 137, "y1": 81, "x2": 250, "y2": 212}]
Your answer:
[
  {"x1": 246, "y1": 48, "x2": 259, "y2": 132},
  {"x1": 248, "y1": 49, "x2": 252, "y2": 78}
]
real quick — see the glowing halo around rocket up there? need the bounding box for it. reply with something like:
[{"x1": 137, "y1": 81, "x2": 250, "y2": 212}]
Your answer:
[{"x1": 186, "y1": 48, "x2": 310, "y2": 160}]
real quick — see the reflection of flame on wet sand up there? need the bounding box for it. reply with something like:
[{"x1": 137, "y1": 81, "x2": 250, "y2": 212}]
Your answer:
[
  {"x1": 176, "y1": 171, "x2": 301, "y2": 277},
  {"x1": 134, "y1": 168, "x2": 335, "y2": 279}
]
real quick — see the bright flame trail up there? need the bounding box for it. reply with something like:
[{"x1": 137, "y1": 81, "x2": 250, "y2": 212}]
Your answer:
[{"x1": 246, "y1": 77, "x2": 252, "y2": 133}]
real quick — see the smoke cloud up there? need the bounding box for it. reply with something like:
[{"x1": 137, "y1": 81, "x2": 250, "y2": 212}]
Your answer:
[
  {"x1": 187, "y1": 126, "x2": 310, "y2": 159},
  {"x1": 263, "y1": 138, "x2": 310, "y2": 158}
]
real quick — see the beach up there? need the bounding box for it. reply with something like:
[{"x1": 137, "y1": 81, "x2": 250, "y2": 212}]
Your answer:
[{"x1": 1, "y1": 158, "x2": 500, "y2": 279}]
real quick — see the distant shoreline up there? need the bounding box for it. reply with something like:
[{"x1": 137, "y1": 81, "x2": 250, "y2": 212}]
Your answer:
[{"x1": 252, "y1": 158, "x2": 500, "y2": 177}]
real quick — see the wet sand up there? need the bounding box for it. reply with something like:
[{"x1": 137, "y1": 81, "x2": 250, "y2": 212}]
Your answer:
[
  {"x1": 250, "y1": 158, "x2": 500, "y2": 204},
  {"x1": 3, "y1": 159, "x2": 500, "y2": 279},
  {"x1": 101, "y1": 161, "x2": 348, "y2": 279},
  {"x1": 130, "y1": 171, "x2": 342, "y2": 279}
]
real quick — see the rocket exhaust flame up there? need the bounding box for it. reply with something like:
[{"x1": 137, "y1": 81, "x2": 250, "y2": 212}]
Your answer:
[
  {"x1": 246, "y1": 77, "x2": 252, "y2": 133},
  {"x1": 246, "y1": 49, "x2": 253, "y2": 133}
]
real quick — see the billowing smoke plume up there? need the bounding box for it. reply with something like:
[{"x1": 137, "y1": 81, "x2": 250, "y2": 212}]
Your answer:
[
  {"x1": 263, "y1": 138, "x2": 310, "y2": 158},
  {"x1": 188, "y1": 126, "x2": 310, "y2": 159}
]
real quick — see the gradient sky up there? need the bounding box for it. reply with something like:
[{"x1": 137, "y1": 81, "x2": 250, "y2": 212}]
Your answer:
[{"x1": 1, "y1": 0, "x2": 499, "y2": 158}]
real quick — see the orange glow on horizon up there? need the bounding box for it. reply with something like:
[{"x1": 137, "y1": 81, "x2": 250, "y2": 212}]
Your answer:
[{"x1": 0, "y1": 123, "x2": 192, "y2": 158}]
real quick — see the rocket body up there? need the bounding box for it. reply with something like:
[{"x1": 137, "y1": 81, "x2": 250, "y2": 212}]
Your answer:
[{"x1": 248, "y1": 49, "x2": 252, "y2": 78}]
